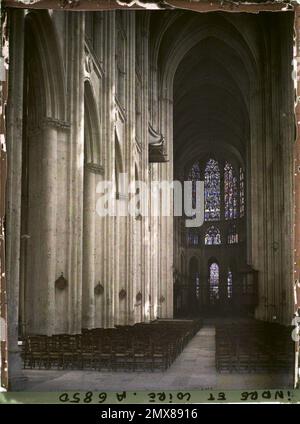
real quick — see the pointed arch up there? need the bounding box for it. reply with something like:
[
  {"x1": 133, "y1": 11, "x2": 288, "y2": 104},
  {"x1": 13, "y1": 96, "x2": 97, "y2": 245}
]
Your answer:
[
  {"x1": 205, "y1": 226, "x2": 221, "y2": 245},
  {"x1": 208, "y1": 259, "x2": 219, "y2": 304},
  {"x1": 84, "y1": 81, "x2": 101, "y2": 165},
  {"x1": 25, "y1": 10, "x2": 66, "y2": 121}
]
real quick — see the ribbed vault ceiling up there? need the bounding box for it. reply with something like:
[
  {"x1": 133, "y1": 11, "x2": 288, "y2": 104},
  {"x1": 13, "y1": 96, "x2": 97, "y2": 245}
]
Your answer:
[
  {"x1": 149, "y1": 11, "x2": 263, "y2": 170},
  {"x1": 173, "y1": 36, "x2": 250, "y2": 164}
]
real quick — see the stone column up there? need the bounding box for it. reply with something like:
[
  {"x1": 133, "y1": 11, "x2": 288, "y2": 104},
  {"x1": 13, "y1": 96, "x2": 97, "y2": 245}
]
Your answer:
[
  {"x1": 94, "y1": 169, "x2": 104, "y2": 328},
  {"x1": 102, "y1": 11, "x2": 115, "y2": 328},
  {"x1": 66, "y1": 12, "x2": 85, "y2": 334},
  {"x1": 82, "y1": 164, "x2": 96, "y2": 329},
  {"x1": 150, "y1": 164, "x2": 159, "y2": 319},
  {"x1": 279, "y1": 13, "x2": 294, "y2": 325},
  {"x1": 294, "y1": 6, "x2": 300, "y2": 389},
  {"x1": 6, "y1": 9, "x2": 25, "y2": 389},
  {"x1": 125, "y1": 11, "x2": 135, "y2": 326},
  {"x1": 39, "y1": 120, "x2": 58, "y2": 335},
  {"x1": 159, "y1": 94, "x2": 174, "y2": 319},
  {"x1": 140, "y1": 21, "x2": 151, "y2": 323},
  {"x1": 251, "y1": 77, "x2": 265, "y2": 322}
]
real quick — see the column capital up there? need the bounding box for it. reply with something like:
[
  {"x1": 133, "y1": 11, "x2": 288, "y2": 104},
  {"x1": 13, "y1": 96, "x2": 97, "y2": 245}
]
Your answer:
[
  {"x1": 42, "y1": 117, "x2": 70, "y2": 131},
  {"x1": 85, "y1": 162, "x2": 104, "y2": 175}
]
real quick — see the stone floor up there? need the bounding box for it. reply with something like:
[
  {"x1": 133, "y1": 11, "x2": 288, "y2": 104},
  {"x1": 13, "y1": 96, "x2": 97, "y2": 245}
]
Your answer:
[{"x1": 22, "y1": 324, "x2": 293, "y2": 391}]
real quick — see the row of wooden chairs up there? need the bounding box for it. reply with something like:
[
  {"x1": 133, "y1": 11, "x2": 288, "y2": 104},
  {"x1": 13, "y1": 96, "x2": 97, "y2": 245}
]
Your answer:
[
  {"x1": 22, "y1": 319, "x2": 202, "y2": 371},
  {"x1": 215, "y1": 321, "x2": 294, "y2": 373}
]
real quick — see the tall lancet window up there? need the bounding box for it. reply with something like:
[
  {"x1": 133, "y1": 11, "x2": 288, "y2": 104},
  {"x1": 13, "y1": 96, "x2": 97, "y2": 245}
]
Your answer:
[
  {"x1": 204, "y1": 159, "x2": 220, "y2": 221},
  {"x1": 195, "y1": 272, "x2": 200, "y2": 300},
  {"x1": 240, "y1": 167, "x2": 245, "y2": 217},
  {"x1": 188, "y1": 161, "x2": 201, "y2": 210},
  {"x1": 227, "y1": 223, "x2": 238, "y2": 244},
  {"x1": 205, "y1": 226, "x2": 221, "y2": 245},
  {"x1": 209, "y1": 262, "x2": 219, "y2": 303},
  {"x1": 187, "y1": 230, "x2": 199, "y2": 247},
  {"x1": 227, "y1": 269, "x2": 233, "y2": 299},
  {"x1": 224, "y1": 162, "x2": 238, "y2": 220}
]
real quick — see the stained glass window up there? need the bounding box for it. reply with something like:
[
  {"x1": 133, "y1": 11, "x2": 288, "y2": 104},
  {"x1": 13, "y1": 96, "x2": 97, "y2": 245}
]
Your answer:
[
  {"x1": 204, "y1": 159, "x2": 220, "y2": 221},
  {"x1": 240, "y1": 167, "x2": 245, "y2": 217},
  {"x1": 224, "y1": 162, "x2": 238, "y2": 220},
  {"x1": 187, "y1": 231, "x2": 199, "y2": 247},
  {"x1": 205, "y1": 226, "x2": 221, "y2": 245},
  {"x1": 227, "y1": 269, "x2": 233, "y2": 299},
  {"x1": 195, "y1": 272, "x2": 200, "y2": 300},
  {"x1": 209, "y1": 262, "x2": 219, "y2": 303},
  {"x1": 188, "y1": 162, "x2": 201, "y2": 210},
  {"x1": 227, "y1": 223, "x2": 238, "y2": 244}
]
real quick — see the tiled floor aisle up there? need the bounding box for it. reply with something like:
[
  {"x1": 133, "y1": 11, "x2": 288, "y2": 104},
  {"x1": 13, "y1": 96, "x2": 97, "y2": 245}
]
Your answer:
[{"x1": 22, "y1": 325, "x2": 292, "y2": 391}]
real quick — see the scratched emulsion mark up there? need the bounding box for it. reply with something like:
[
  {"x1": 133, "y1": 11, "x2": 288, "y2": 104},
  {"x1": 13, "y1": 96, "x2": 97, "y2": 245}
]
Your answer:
[{"x1": 116, "y1": 0, "x2": 173, "y2": 9}]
